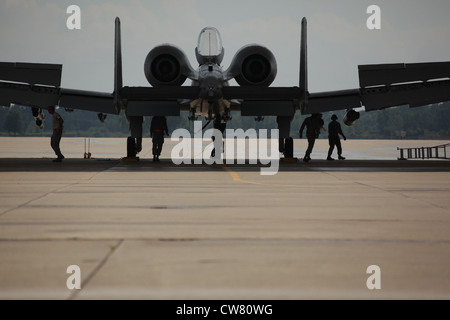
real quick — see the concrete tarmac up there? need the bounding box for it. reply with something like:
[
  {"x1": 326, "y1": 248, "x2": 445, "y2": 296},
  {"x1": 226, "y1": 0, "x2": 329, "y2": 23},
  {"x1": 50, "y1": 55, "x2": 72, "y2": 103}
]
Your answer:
[{"x1": 0, "y1": 138, "x2": 449, "y2": 299}]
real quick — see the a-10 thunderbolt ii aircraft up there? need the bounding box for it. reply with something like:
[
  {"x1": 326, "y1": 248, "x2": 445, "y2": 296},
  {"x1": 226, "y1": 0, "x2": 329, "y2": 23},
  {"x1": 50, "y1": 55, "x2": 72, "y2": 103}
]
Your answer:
[{"x1": 0, "y1": 17, "x2": 449, "y2": 157}]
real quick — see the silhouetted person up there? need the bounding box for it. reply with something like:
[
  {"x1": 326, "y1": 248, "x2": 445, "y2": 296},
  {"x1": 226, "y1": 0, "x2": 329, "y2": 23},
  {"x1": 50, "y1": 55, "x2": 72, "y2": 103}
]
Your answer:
[
  {"x1": 299, "y1": 113, "x2": 324, "y2": 162},
  {"x1": 276, "y1": 116, "x2": 291, "y2": 156},
  {"x1": 150, "y1": 116, "x2": 169, "y2": 162},
  {"x1": 129, "y1": 116, "x2": 143, "y2": 154},
  {"x1": 48, "y1": 106, "x2": 64, "y2": 162},
  {"x1": 211, "y1": 118, "x2": 226, "y2": 158},
  {"x1": 327, "y1": 114, "x2": 346, "y2": 160}
]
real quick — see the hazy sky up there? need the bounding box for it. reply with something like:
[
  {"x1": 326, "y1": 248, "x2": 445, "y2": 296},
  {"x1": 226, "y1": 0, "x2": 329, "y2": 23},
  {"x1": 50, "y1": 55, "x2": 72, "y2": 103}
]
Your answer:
[{"x1": 1, "y1": 0, "x2": 449, "y2": 93}]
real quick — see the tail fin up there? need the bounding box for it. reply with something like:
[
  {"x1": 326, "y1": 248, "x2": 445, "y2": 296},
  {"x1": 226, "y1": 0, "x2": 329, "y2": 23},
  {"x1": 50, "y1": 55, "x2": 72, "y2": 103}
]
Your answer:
[
  {"x1": 114, "y1": 17, "x2": 123, "y2": 113},
  {"x1": 299, "y1": 17, "x2": 308, "y2": 114}
]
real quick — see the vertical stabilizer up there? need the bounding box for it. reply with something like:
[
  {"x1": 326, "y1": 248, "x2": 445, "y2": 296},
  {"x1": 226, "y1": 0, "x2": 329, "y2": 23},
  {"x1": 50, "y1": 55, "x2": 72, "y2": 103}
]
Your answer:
[
  {"x1": 299, "y1": 17, "x2": 308, "y2": 113},
  {"x1": 114, "y1": 17, "x2": 123, "y2": 113}
]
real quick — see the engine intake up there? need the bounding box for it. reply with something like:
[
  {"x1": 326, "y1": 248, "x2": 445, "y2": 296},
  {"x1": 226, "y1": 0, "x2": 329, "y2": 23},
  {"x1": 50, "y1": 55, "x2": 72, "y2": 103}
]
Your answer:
[
  {"x1": 144, "y1": 45, "x2": 195, "y2": 86},
  {"x1": 225, "y1": 45, "x2": 277, "y2": 86}
]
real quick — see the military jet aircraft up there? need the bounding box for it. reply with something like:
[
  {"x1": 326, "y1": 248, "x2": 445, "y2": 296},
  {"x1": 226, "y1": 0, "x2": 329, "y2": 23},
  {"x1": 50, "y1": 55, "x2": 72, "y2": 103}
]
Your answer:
[{"x1": 1, "y1": 17, "x2": 449, "y2": 157}]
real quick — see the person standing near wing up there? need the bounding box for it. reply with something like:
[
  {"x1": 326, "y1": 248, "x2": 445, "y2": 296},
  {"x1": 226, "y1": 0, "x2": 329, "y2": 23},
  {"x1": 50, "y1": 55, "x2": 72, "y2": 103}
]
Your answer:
[
  {"x1": 327, "y1": 114, "x2": 346, "y2": 160},
  {"x1": 211, "y1": 118, "x2": 226, "y2": 158},
  {"x1": 150, "y1": 116, "x2": 169, "y2": 162},
  {"x1": 48, "y1": 106, "x2": 64, "y2": 162},
  {"x1": 299, "y1": 113, "x2": 324, "y2": 162}
]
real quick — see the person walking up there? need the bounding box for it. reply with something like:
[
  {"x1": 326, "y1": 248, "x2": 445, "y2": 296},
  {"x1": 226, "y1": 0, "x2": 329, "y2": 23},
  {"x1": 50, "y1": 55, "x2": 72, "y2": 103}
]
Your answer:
[
  {"x1": 327, "y1": 114, "x2": 346, "y2": 160},
  {"x1": 150, "y1": 116, "x2": 169, "y2": 162},
  {"x1": 48, "y1": 106, "x2": 64, "y2": 162},
  {"x1": 299, "y1": 113, "x2": 324, "y2": 162}
]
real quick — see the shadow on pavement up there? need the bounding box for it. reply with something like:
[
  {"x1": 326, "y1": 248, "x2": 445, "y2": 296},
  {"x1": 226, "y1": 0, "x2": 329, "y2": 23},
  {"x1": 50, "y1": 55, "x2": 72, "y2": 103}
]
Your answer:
[{"x1": 0, "y1": 158, "x2": 449, "y2": 172}]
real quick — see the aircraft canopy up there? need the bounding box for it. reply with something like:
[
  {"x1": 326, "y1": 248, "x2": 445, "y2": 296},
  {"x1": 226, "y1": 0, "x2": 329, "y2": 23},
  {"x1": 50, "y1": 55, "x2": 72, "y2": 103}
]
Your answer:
[{"x1": 197, "y1": 27, "x2": 223, "y2": 57}]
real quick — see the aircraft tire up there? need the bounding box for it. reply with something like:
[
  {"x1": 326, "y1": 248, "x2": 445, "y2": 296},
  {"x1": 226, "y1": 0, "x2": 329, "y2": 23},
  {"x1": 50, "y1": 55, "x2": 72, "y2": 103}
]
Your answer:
[{"x1": 127, "y1": 136, "x2": 136, "y2": 158}]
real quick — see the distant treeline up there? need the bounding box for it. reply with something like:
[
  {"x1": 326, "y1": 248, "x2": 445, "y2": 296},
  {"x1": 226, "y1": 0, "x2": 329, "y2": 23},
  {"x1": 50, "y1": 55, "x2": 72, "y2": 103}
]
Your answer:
[{"x1": 1, "y1": 101, "x2": 449, "y2": 139}]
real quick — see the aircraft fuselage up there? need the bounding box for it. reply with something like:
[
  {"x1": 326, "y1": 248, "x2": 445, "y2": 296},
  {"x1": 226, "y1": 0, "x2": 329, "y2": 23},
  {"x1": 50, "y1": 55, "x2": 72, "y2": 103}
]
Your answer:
[{"x1": 190, "y1": 64, "x2": 231, "y2": 120}]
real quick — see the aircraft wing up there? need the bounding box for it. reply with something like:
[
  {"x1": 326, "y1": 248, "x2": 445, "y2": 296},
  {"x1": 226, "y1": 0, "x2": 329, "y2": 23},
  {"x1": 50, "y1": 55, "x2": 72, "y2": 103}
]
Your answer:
[
  {"x1": 0, "y1": 62, "x2": 117, "y2": 114},
  {"x1": 224, "y1": 16, "x2": 450, "y2": 117},
  {"x1": 2, "y1": 61, "x2": 449, "y2": 118},
  {"x1": 3, "y1": 15, "x2": 448, "y2": 119},
  {"x1": 0, "y1": 62, "x2": 201, "y2": 116},
  {"x1": 306, "y1": 61, "x2": 450, "y2": 114},
  {"x1": 221, "y1": 61, "x2": 450, "y2": 117}
]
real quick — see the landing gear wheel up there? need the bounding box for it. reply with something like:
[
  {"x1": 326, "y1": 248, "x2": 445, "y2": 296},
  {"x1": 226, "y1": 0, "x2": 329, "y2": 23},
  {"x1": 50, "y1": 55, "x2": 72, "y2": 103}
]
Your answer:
[
  {"x1": 284, "y1": 137, "x2": 294, "y2": 158},
  {"x1": 127, "y1": 136, "x2": 137, "y2": 158}
]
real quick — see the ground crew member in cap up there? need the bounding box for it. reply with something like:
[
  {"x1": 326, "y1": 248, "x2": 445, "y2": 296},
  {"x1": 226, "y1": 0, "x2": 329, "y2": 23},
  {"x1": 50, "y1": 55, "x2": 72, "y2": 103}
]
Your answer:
[
  {"x1": 299, "y1": 113, "x2": 324, "y2": 162},
  {"x1": 48, "y1": 106, "x2": 64, "y2": 162},
  {"x1": 327, "y1": 114, "x2": 346, "y2": 160},
  {"x1": 150, "y1": 116, "x2": 169, "y2": 162}
]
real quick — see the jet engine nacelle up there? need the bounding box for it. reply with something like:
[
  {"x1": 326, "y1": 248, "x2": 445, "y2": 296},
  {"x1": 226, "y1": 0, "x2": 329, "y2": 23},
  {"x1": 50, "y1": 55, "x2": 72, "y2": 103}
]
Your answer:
[
  {"x1": 144, "y1": 44, "x2": 195, "y2": 86},
  {"x1": 343, "y1": 109, "x2": 360, "y2": 126},
  {"x1": 226, "y1": 45, "x2": 277, "y2": 86}
]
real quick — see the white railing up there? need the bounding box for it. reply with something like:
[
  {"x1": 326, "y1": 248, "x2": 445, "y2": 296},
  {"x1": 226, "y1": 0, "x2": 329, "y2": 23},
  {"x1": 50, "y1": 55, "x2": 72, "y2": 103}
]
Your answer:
[{"x1": 397, "y1": 143, "x2": 450, "y2": 160}]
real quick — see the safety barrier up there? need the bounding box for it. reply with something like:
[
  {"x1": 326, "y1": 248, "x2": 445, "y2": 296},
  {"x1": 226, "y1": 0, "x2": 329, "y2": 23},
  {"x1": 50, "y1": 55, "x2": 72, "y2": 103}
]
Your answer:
[{"x1": 397, "y1": 143, "x2": 450, "y2": 160}]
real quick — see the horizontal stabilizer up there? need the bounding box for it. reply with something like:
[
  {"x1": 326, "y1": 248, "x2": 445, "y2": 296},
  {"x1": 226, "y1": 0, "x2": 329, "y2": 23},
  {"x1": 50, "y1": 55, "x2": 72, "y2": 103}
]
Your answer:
[
  {"x1": 0, "y1": 62, "x2": 62, "y2": 86},
  {"x1": 120, "y1": 86, "x2": 199, "y2": 101},
  {"x1": 126, "y1": 101, "x2": 180, "y2": 116},
  {"x1": 222, "y1": 86, "x2": 301, "y2": 101},
  {"x1": 240, "y1": 101, "x2": 295, "y2": 116},
  {"x1": 119, "y1": 86, "x2": 199, "y2": 116}
]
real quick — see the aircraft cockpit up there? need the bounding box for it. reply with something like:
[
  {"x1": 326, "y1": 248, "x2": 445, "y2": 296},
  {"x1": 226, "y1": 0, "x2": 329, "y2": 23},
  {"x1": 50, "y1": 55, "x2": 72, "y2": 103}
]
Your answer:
[{"x1": 195, "y1": 27, "x2": 224, "y2": 65}]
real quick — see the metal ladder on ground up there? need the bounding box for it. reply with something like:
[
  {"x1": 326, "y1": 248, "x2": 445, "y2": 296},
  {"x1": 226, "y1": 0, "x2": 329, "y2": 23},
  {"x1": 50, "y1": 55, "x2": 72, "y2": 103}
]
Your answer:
[{"x1": 397, "y1": 143, "x2": 450, "y2": 160}]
